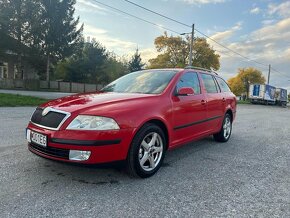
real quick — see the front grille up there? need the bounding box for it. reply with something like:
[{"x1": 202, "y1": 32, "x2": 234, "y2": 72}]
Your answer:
[
  {"x1": 31, "y1": 108, "x2": 67, "y2": 129},
  {"x1": 29, "y1": 142, "x2": 69, "y2": 159}
]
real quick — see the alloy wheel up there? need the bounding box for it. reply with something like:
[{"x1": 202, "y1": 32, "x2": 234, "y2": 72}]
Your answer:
[
  {"x1": 223, "y1": 116, "x2": 232, "y2": 139},
  {"x1": 138, "y1": 132, "x2": 163, "y2": 171}
]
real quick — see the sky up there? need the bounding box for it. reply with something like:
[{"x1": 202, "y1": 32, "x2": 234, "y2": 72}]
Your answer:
[{"x1": 74, "y1": 0, "x2": 290, "y2": 91}]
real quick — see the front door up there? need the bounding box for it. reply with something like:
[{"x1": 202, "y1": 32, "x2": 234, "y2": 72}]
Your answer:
[{"x1": 171, "y1": 72, "x2": 208, "y2": 146}]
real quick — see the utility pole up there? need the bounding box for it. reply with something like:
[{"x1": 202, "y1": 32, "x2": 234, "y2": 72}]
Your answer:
[
  {"x1": 267, "y1": 64, "x2": 271, "y2": 84},
  {"x1": 189, "y1": 24, "x2": 194, "y2": 66}
]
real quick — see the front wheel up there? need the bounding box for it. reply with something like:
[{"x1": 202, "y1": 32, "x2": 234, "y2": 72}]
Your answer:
[
  {"x1": 126, "y1": 123, "x2": 166, "y2": 178},
  {"x1": 213, "y1": 113, "x2": 232, "y2": 142}
]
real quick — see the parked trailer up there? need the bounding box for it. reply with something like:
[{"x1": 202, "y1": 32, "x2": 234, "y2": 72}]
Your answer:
[
  {"x1": 249, "y1": 84, "x2": 276, "y2": 105},
  {"x1": 275, "y1": 88, "x2": 288, "y2": 106}
]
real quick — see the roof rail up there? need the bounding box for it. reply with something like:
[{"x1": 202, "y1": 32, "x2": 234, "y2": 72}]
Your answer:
[{"x1": 184, "y1": 65, "x2": 218, "y2": 75}]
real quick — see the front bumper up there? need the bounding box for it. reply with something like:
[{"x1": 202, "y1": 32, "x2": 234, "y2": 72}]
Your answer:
[{"x1": 27, "y1": 122, "x2": 136, "y2": 164}]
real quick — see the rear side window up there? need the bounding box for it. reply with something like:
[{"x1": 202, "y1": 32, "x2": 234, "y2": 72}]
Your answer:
[
  {"x1": 176, "y1": 72, "x2": 201, "y2": 94},
  {"x1": 216, "y1": 77, "x2": 231, "y2": 92},
  {"x1": 201, "y1": 73, "x2": 218, "y2": 93}
]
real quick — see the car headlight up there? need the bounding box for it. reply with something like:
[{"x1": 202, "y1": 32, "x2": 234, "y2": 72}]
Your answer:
[{"x1": 66, "y1": 115, "x2": 120, "y2": 130}]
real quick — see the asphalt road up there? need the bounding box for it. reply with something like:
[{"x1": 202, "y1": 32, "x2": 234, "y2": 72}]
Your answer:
[{"x1": 0, "y1": 105, "x2": 289, "y2": 217}]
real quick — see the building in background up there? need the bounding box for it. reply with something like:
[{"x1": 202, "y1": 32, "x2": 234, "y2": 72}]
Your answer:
[{"x1": 0, "y1": 34, "x2": 38, "y2": 81}]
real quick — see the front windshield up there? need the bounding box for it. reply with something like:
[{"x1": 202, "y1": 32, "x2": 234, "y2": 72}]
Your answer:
[{"x1": 102, "y1": 70, "x2": 177, "y2": 94}]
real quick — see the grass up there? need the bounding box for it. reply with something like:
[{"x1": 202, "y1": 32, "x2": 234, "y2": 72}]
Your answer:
[
  {"x1": 237, "y1": 100, "x2": 251, "y2": 104},
  {"x1": 0, "y1": 93, "x2": 48, "y2": 107}
]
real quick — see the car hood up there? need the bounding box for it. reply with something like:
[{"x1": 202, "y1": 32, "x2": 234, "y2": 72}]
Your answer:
[{"x1": 41, "y1": 92, "x2": 155, "y2": 113}]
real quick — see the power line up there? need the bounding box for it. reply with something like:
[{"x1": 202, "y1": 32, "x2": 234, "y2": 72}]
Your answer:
[
  {"x1": 123, "y1": 0, "x2": 190, "y2": 28},
  {"x1": 122, "y1": 0, "x2": 284, "y2": 72},
  {"x1": 271, "y1": 67, "x2": 290, "y2": 78},
  {"x1": 194, "y1": 29, "x2": 269, "y2": 68},
  {"x1": 91, "y1": 0, "x2": 181, "y2": 35},
  {"x1": 93, "y1": 0, "x2": 289, "y2": 78}
]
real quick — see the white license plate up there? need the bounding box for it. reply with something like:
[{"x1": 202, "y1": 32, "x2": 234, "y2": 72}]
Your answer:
[{"x1": 27, "y1": 129, "x2": 47, "y2": 147}]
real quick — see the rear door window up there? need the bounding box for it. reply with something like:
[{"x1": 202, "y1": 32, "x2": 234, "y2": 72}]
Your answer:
[
  {"x1": 216, "y1": 77, "x2": 231, "y2": 92},
  {"x1": 176, "y1": 72, "x2": 201, "y2": 94},
  {"x1": 201, "y1": 73, "x2": 218, "y2": 93}
]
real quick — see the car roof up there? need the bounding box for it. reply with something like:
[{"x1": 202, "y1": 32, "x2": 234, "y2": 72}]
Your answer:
[{"x1": 146, "y1": 66, "x2": 219, "y2": 76}]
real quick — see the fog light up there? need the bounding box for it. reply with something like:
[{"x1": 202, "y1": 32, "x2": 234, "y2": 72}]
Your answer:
[{"x1": 69, "y1": 150, "x2": 91, "y2": 161}]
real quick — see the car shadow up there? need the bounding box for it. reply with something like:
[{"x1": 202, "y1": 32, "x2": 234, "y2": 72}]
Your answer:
[{"x1": 30, "y1": 136, "x2": 223, "y2": 185}]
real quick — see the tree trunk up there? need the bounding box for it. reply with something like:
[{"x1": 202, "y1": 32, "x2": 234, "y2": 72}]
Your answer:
[
  {"x1": 246, "y1": 83, "x2": 249, "y2": 99},
  {"x1": 46, "y1": 54, "x2": 50, "y2": 82}
]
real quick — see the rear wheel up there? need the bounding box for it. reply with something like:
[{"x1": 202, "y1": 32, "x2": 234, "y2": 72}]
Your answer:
[
  {"x1": 126, "y1": 123, "x2": 166, "y2": 178},
  {"x1": 213, "y1": 113, "x2": 232, "y2": 142}
]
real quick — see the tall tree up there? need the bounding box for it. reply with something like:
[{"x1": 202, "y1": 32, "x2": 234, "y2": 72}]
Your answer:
[
  {"x1": 191, "y1": 38, "x2": 220, "y2": 70},
  {"x1": 148, "y1": 32, "x2": 220, "y2": 70},
  {"x1": 55, "y1": 42, "x2": 108, "y2": 83},
  {"x1": 149, "y1": 32, "x2": 188, "y2": 68},
  {"x1": 0, "y1": 0, "x2": 37, "y2": 78},
  {"x1": 40, "y1": 0, "x2": 83, "y2": 81},
  {"x1": 228, "y1": 67, "x2": 266, "y2": 96},
  {"x1": 103, "y1": 53, "x2": 128, "y2": 83},
  {"x1": 128, "y1": 49, "x2": 145, "y2": 72}
]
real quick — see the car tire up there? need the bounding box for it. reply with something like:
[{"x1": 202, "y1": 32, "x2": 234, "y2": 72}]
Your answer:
[
  {"x1": 126, "y1": 123, "x2": 166, "y2": 178},
  {"x1": 213, "y1": 113, "x2": 232, "y2": 143}
]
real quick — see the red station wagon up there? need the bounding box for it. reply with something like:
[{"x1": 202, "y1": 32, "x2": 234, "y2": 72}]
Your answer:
[{"x1": 26, "y1": 67, "x2": 236, "y2": 178}]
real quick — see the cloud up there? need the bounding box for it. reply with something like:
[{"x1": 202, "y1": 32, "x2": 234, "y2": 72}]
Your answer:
[
  {"x1": 250, "y1": 18, "x2": 290, "y2": 42},
  {"x1": 215, "y1": 18, "x2": 290, "y2": 62},
  {"x1": 76, "y1": 0, "x2": 108, "y2": 15},
  {"x1": 212, "y1": 18, "x2": 290, "y2": 90},
  {"x1": 139, "y1": 48, "x2": 158, "y2": 62},
  {"x1": 262, "y1": 19, "x2": 276, "y2": 26},
  {"x1": 83, "y1": 24, "x2": 107, "y2": 35},
  {"x1": 82, "y1": 24, "x2": 137, "y2": 55},
  {"x1": 178, "y1": 0, "x2": 227, "y2": 5},
  {"x1": 250, "y1": 7, "x2": 261, "y2": 14},
  {"x1": 268, "y1": 1, "x2": 290, "y2": 18},
  {"x1": 210, "y1": 22, "x2": 242, "y2": 42}
]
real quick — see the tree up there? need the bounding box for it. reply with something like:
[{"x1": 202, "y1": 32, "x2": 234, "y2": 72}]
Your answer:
[
  {"x1": 103, "y1": 53, "x2": 128, "y2": 83},
  {"x1": 0, "y1": 0, "x2": 39, "y2": 77},
  {"x1": 128, "y1": 49, "x2": 145, "y2": 72},
  {"x1": 191, "y1": 38, "x2": 220, "y2": 70},
  {"x1": 40, "y1": 0, "x2": 83, "y2": 81},
  {"x1": 0, "y1": 0, "x2": 83, "y2": 79},
  {"x1": 55, "y1": 42, "x2": 108, "y2": 83},
  {"x1": 148, "y1": 32, "x2": 220, "y2": 70},
  {"x1": 148, "y1": 32, "x2": 188, "y2": 68},
  {"x1": 228, "y1": 67, "x2": 266, "y2": 96}
]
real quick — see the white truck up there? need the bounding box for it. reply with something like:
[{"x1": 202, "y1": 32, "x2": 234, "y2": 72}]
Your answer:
[{"x1": 249, "y1": 84, "x2": 276, "y2": 105}]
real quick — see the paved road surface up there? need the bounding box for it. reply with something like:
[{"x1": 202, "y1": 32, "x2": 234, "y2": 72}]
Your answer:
[{"x1": 0, "y1": 105, "x2": 289, "y2": 217}]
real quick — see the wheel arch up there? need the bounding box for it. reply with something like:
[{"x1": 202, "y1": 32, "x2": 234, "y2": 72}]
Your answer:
[
  {"x1": 225, "y1": 109, "x2": 233, "y2": 122},
  {"x1": 134, "y1": 118, "x2": 170, "y2": 150}
]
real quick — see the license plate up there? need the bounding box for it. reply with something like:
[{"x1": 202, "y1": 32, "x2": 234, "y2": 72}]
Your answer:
[{"x1": 27, "y1": 129, "x2": 47, "y2": 147}]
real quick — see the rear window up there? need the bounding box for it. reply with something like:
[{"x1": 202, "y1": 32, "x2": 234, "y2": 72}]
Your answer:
[{"x1": 216, "y1": 77, "x2": 231, "y2": 92}]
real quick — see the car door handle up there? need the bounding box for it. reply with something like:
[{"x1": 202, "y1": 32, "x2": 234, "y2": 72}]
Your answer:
[
  {"x1": 222, "y1": 98, "x2": 226, "y2": 102},
  {"x1": 201, "y1": 100, "x2": 207, "y2": 105}
]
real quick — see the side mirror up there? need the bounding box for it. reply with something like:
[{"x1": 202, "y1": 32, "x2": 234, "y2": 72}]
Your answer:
[{"x1": 177, "y1": 87, "x2": 195, "y2": 96}]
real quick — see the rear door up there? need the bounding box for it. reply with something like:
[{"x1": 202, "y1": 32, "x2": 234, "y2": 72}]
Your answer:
[
  {"x1": 171, "y1": 72, "x2": 208, "y2": 146},
  {"x1": 200, "y1": 73, "x2": 224, "y2": 132},
  {"x1": 215, "y1": 76, "x2": 237, "y2": 119}
]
